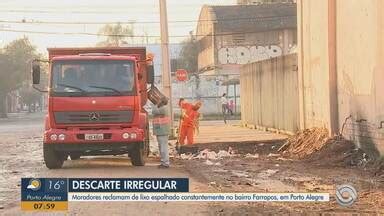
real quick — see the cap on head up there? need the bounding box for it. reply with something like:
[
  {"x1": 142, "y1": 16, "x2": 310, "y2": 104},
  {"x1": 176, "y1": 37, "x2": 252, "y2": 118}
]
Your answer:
[{"x1": 178, "y1": 98, "x2": 185, "y2": 106}]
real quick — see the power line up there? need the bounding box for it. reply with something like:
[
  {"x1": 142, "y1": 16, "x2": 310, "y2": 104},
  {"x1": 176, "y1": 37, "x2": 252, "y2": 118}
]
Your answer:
[
  {"x1": 0, "y1": 28, "x2": 295, "y2": 38},
  {"x1": 0, "y1": 3, "x2": 232, "y2": 10},
  {"x1": 0, "y1": 8, "x2": 204, "y2": 14},
  {"x1": 0, "y1": 15, "x2": 295, "y2": 25}
]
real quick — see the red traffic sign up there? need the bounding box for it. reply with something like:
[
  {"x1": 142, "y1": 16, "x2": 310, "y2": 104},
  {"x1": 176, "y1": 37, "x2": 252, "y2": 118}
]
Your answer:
[{"x1": 176, "y1": 69, "x2": 188, "y2": 82}]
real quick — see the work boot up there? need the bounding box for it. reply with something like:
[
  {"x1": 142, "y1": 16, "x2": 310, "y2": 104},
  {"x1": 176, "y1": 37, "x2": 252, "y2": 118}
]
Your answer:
[{"x1": 158, "y1": 164, "x2": 170, "y2": 169}]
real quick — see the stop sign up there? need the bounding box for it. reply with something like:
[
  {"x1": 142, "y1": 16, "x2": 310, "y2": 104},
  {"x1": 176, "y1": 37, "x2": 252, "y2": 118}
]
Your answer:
[{"x1": 176, "y1": 69, "x2": 188, "y2": 82}]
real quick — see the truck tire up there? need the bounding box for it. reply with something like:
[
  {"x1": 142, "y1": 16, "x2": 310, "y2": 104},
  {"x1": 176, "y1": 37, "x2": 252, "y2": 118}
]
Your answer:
[
  {"x1": 43, "y1": 143, "x2": 64, "y2": 169},
  {"x1": 129, "y1": 143, "x2": 146, "y2": 166},
  {"x1": 69, "y1": 152, "x2": 81, "y2": 160}
]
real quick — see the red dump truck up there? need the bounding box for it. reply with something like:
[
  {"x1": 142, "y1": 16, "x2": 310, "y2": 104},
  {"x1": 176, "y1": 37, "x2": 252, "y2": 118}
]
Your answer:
[{"x1": 32, "y1": 47, "x2": 167, "y2": 169}]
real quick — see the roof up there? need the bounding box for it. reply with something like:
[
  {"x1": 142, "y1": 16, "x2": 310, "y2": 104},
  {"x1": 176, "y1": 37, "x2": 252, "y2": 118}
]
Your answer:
[{"x1": 204, "y1": 4, "x2": 297, "y2": 33}]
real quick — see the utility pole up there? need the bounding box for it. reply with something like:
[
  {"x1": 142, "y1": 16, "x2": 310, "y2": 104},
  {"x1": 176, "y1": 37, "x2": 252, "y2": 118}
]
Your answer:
[{"x1": 159, "y1": 0, "x2": 174, "y2": 130}]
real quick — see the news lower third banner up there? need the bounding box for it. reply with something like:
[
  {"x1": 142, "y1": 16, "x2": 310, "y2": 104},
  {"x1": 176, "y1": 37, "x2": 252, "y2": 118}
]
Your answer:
[{"x1": 21, "y1": 178, "x2": 329, "y2": 211}]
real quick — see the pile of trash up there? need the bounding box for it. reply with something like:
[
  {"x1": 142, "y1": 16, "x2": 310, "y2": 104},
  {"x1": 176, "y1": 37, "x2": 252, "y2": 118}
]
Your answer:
[
  {"x1": 178, "y1": 147, "x2": 236, "y2": 165},
  {"x1": 278, "y1": 127, "x2": 329, "y2": 159}
]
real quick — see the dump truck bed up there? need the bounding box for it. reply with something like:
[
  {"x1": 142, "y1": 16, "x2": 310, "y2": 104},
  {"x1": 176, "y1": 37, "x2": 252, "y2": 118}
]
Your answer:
[{"x1": 47, "y1": 47, "x2": 146, "y2": 61}]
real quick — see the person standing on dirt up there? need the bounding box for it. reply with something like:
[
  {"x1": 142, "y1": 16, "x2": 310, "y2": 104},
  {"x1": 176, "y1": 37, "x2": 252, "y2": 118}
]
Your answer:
[
  {"x1": 179, "y1": 101, "x2": 202, "y2": 145},
  {"x1": 152, "y1": 101, "x2": 171, "y2": 169},
  {"x1": 221, "y1": 93, "x2": 229, "y2": 123},
  {"x1": 228, "y1": 100, "x2": 234, "y2": 116}
]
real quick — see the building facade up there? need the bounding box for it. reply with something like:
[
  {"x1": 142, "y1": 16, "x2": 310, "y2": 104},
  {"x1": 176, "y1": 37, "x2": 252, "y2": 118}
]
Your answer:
[
  {"x1": 237, "y1": 0, "x2": 296, "y2": 5},
  {"x1": 297, "y1": 0, "x2": 384, "y2": 157},
  {"x1": 196, "y1": 4, "x2": 297, "y2": 76}
]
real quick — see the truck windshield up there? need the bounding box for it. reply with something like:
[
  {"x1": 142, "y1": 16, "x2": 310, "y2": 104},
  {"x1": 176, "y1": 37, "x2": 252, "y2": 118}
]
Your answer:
[{"x1": 51, "y1": 60, "x2": 136, "y2": 97}]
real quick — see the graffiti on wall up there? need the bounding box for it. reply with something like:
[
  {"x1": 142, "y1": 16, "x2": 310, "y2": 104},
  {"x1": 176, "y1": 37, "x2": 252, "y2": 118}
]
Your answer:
[{"x1": 218, "y1": 45, "x2": 282, "y2": 65}]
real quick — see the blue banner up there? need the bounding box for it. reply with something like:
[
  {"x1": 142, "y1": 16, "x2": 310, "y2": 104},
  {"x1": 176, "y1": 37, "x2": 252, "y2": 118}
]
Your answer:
[{"x1": 21, "y1": 178, "x2": 68, "y2": 202}]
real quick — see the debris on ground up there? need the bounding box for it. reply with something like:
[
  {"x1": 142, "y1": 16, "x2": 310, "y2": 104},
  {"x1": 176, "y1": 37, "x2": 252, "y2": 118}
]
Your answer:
[
  {"x1": 276, "y1": 127, "x2": 380, "y2": 168},
  {"x1": 267, "y1": 153, "x2": 280, "y2": 158},
  {"x1": 245, "y1": 153, "x2": 259, "y2": 159},
  {"x1": 178, "y1": 147, "x2": 236, "y2": 160},
  {"x1": 257, "y1": 169, "x2": 278, "y2": 178},
  {"x1": 305, "y1": 138, "x2": 374, "y2": 168},
  {"x1": 204, "y1": 160, "x2": 221, "y2": 166},
  {"x1": 277, "y1": 157, "x2": 293, "y2": 161},
  {"x1": 373, "y1": 160, "x2": 384, "y2": 177},
  {"x1": 213, "y1": 168, "x2": 228, "y2": 173},
  {"x1": 179, "y1": 153, "x2": 194, "y2": 160},
  {"x1": 217, "y1": 150, "x2": 231, "y2": 158},
  {"x1": 231, "y1": 170, "x2": 249, "y2": 178},
  {"x1": 208, "y1": 181, "x2": 217, "y2": 186},
  {"x1": 278, "y1": 127, "x2": 329, "y2": 159},
  {"x1": 178, "y1": 145, "x2": 199, "y2": 154},
  {"x1": 205, "y1": 160, "x2": 214, "y2": 165}
]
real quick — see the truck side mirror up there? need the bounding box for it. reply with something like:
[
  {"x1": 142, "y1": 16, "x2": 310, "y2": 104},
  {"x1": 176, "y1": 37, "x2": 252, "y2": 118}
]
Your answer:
[
  {"x1": 147, "y1": 65, "x2": 154, "y2": 84},
  {"x1": 32, "y1": 64, "x2": 41, "y2": 85}
]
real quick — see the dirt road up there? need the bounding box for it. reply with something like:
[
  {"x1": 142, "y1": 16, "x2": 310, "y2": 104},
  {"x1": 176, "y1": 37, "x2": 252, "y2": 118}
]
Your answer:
[
  {"x1": 0, "y1": 113, "x2": 212, "y2": 215},
  {"x1": 0, "y1": 114, "x2": 383, "y2": 215}
]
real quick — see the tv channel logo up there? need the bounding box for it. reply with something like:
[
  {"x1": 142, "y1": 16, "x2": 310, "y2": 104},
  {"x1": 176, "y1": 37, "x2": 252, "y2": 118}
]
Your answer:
[{"x1": 336, "y1": 184, "x2": 357, "y2": 207}]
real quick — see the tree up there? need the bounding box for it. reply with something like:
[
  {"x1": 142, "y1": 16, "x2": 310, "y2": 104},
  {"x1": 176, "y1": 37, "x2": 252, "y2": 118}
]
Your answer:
[
  {"x1": 178, "y1": 37, "x2": 199, "y2": 73},
  {"x1": 0, "y1": 37, "x2": 39, "y2": 118},
  {"x1": 97, "y1": 23, "x2": 135, "y2": 47},
  {"x1": 0, "y1": 54, "x2": 12, "y2": 117},
  {"x1": 19, "y1": 85, "x2": 41, "y2": 112}
]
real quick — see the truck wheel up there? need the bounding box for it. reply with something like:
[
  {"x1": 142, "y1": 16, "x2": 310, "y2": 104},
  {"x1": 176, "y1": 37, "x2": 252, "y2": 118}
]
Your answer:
[
  {"x1": 129, "y1": 143, "x2": 146, "y2": 166},
  {"x1": 43, "y1": 143, "x2": 64, "y2": 169},
  {"x1": 69, "y1": 152, "x2": 81, "y2": 160}
]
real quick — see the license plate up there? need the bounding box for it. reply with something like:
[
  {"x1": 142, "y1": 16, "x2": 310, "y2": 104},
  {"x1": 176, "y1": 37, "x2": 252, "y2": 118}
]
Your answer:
[{"x1": 84, "y1": 134, "x2": 104, "y2": 141}]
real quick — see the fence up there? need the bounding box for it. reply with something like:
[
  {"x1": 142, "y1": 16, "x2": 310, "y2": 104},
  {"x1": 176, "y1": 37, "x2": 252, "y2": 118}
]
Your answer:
[
  {"x1": 155, "y1": 74, "x2": 241, "y2": 115},
  {"x1": 240, "y1": 53, "x2": 299, "y2": 133}
]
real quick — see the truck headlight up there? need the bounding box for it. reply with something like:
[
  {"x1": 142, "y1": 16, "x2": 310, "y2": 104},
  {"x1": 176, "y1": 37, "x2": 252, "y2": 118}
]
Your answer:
[
  {"x1": 58, "y1": 134, "x2": 66, "y2": 141},
  {"x1": 50, "y1": 134, "x2": 58, "y2": 141},
  {"x1": 122, "y1": 133, "x2": 130, "y2": 139}
]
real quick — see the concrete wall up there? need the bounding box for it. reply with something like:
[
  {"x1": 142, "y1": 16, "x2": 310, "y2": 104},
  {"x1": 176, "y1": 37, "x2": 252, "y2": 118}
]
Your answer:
[
  {"x1": 297, "y1": 0, "x2": 332, "y2": 130},
  {"x1": 336, "y1": 0, "x2": 384, "y2": 157},
  {"x1": 297, "y1": 0, "x2": 384, "y2": 157},
  {"x1": 240, "y1": 54, "x2": 299, "y2": 133}
]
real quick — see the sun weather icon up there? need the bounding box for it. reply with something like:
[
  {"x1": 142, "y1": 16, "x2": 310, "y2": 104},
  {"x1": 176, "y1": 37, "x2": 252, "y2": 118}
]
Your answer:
[{"x1": 27, "y1": 178, "x2": 41, "y2": 191}]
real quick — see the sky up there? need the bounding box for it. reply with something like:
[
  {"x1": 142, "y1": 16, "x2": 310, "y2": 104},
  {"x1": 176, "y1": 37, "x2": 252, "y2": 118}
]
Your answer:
[{"x1": 0, "y1": 0, "x2": 236, "y2": 53}]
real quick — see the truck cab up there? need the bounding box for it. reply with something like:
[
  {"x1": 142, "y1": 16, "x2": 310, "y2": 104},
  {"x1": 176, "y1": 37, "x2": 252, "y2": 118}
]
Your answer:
[{"x1": 32, "y1": 47, "x2": 155, "y2": 169}]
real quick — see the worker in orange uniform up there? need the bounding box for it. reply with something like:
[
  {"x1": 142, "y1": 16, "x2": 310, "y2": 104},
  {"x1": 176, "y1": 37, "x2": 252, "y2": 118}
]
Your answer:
[{"x1": 178, "y1": 100, "x2": 202, "y2": 145}]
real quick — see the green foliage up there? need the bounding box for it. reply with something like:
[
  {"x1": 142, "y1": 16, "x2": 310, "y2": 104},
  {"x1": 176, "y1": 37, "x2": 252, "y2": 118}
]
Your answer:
[
  {"x1": 19, "y1": 85, "x2": 41, "y2": 106},
  {"x1": 0, "y1": 37, "x2": 40, "y2": 117},
  {"x1": 178, "y1": 38, "x2": 199, "y2": 73},
  {"x1": 0, "y1": 37, "x2": 38, "y2": 92},
  {"x1": 97, "y1": 22, "x2": 135, "y2": 47}
]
